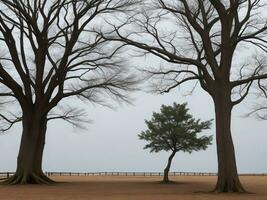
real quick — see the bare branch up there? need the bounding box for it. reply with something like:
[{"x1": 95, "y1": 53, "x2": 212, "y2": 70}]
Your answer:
[{"x1": 0, "y1": 0, "x2": 139, "y2": 129}]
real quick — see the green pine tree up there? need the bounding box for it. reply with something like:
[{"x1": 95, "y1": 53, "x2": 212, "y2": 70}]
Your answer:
[{"x1": 139, "y1": 103, "x2": 213, "y2": 183}]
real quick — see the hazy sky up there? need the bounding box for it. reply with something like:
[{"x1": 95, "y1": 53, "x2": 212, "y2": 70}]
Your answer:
[
  {"x1": 0, "y1": 0, "x2": 267, "y2": 174},
  {"x1": 0, "y1": 83, "x2": 266, "y2": 173}
]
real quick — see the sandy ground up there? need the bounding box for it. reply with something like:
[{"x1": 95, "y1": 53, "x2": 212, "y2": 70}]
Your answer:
[{"x1": 0, "y1": 175, "x2": 266, "y2": 200}]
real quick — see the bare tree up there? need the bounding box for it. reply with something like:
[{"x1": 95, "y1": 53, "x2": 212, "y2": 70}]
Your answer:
[
  {"x1": 247, "y1": 78, "x2": 267, "y2": 119},
  {"x1": 0, "y1": 0, "x2": 138, "y2": 184},
  {"x1": 104, "y1": 0, "x2": 267, "y2": 192}
]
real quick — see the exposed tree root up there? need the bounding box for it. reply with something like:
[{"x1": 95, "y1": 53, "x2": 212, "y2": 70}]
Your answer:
[
  {"x1": 2, "y1": 172, "x2": 55, "y2": 185},
  {"x1": 211, "y1": 180, "x2": 247, "y2": 193}
]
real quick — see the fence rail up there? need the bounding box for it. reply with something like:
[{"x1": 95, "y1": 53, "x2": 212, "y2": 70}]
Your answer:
[{"x1": 0, "y1": 171, "x2": 266, "y2": 180}]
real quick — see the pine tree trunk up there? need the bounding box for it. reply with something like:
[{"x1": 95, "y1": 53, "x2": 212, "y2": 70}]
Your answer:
[
  {"x1": 162, "y1": 151, "x2": 176, "y2": 183},
  {"x1": 4, "y1": 113, "x2": 54, "y2": 184},
  {"x1": 212, "y1": 91, "x2": 246, "y2": 192}
]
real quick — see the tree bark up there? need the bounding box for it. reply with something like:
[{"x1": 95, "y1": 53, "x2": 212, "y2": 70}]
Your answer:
[
  {"x1": 212, "y1": 88, "x2": 246, "y2": 192},
  {"x1": 162, "y1": 151, "x2": 176, "y2": 183},
  {"x1": 4, "y1": 112, "x2": 54, "y2": 184}
]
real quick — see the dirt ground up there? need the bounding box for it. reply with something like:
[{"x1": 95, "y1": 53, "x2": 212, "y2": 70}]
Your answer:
[{"x1": 0, "y1": 175, "x2": 266, "y2": 200}]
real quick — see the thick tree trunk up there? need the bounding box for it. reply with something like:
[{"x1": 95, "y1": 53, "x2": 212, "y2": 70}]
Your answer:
[
  {"x1": 212, "y1": 91, "x2": 246, "y2": 192},
  {"x1": 4, "y1": 113, "x2": 54, "y2": 184},
  {"x1": 162, "y1": 151, "x2": 176, "y2": 183}
]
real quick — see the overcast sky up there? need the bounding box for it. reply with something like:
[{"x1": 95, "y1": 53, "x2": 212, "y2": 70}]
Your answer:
[
  {"x1": 0, "y1": 82, "x2": 266, "y2": 173},
  {"x1": 0, "y1": 0, "x2": 267, "y2": 174}
]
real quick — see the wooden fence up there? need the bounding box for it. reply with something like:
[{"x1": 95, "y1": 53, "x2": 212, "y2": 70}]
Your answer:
[
  {"x1": 45, "y1": 172, "x2": 218, "y2": 177},
  {"x1": 0, "y1": 171, "x2": 266, "y2": 180}
]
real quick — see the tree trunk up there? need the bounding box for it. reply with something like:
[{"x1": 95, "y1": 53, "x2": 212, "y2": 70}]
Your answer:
[
  {"x1": 212, "y1": 91, "x2": 246, "y2": 192},
  {"x1": 162, "y1": 151, "x2": 176, "y2": 183},
  {"x1": 4, "y1": 113, "x2": 54, "y2": 184}
]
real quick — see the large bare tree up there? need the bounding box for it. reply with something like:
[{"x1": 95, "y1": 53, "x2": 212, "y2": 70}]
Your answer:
[
  {"x1": 0, "y1": 0, "x2": 138, "y2": 184},
  {"x1": 104, "y1": 0, "x2": 267, "y2": 192}
]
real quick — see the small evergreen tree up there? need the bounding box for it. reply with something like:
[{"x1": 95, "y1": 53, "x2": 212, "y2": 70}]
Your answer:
[{"x1": 139, "y1": 103, "x2": 213, "y2": 183}]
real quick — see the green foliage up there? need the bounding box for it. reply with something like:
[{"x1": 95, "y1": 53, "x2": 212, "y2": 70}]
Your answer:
[{"x1": 139, "y1": 103, "x2": 213, "y2": 153}]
